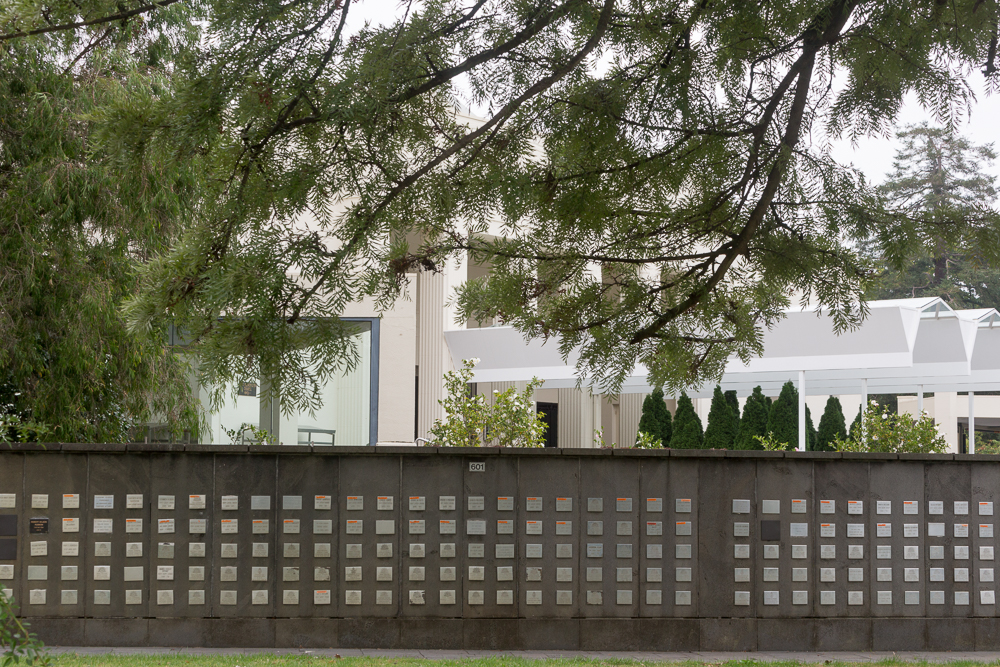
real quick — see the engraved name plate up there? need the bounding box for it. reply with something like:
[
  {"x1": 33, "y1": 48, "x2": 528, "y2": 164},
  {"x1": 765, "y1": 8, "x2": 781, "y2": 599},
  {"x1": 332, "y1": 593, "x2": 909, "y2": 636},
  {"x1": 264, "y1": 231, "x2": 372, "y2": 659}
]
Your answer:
[
  {"x1": 526, "y1": 497, "x2": 542, "y2": 512},
  {"x1": 62, "y1": 494, "x2": 79, "y2": 509},
  {"x1": 820, "y1": 499, "x2": 835, "y2": 514},
  {"x1": 377, "y1": 496, "x2": 393, "y2": 511},
  {"x1": 438, "y1": 496, "x2": 455, "y2": 511},
  {"x1": 468, "y1": 496, "x2": 485, "y2": 511},
  {"x1": 126, "y1": 494, "x2": 143, "y2": 509},
  {"x1": 282, "y1": 495, "x2": 302, "y2": 510},
  {"x1": 497, "y1": 496, "x2": 514, "y2": 511},
  {"x1": 221, "y1": 496, "x2": 238, "y2": 510},
  {"x1": 409, "y1": 496, "x2": 425, "y2": 511},
  {"x1": 556, "y1": 497, "x2": 572, "y2": 512},
  {"x1": 189, "y1": 495, "x2": 206, "y2": 509},
  {"x1": 315, "y1": 495, "x2": 332, "y2": 510}
]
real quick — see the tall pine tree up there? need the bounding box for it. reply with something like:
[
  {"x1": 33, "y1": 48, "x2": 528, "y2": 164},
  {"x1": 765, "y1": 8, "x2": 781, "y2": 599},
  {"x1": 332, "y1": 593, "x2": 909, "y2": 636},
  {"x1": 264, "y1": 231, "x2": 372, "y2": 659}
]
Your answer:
[
  {"x1": 767, "y1": 381, "x2": 799, "y2": 450},
  {"x1": 636, "y1": 387, "x2": 672, "y2": 446},
  {"x1": 669, "y1": 393, "x2": 704, "y2": 449},
  {"x1": 704, "y1": 386, "x2": 738, "y2": 449},
  {"x1": 735, "y1": 386, "x2": 770, "y2": 450},
  {"x1": 816, "y1": 396, "x2": 847, "y2": 450}
]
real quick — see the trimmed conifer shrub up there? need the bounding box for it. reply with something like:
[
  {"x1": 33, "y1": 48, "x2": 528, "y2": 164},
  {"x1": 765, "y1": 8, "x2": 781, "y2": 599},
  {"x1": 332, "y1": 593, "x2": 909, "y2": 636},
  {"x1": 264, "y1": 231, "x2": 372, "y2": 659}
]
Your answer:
[
  {"x1": 704, "y1": 385, "x2": 738, "y2": 449},
  {"x1": 806, "y1": 405, "x2": 818, "y2": 450},
  {"x1": 766, "y1": 381, "x2": 799, "y2": 450},
  {"x1": 724, "y1": 390, "x2": 740, "y2": 426},
  {"x1": 816, "y1": 396, "x2": 847, "y2": 451},
  {"x1": 734, "y1": 386, "x2": 769, "y2": 450},
  {"x1": 669, "y1": 392, "x2": 704, "y2": 449},
  {"x1": 636, "y1": 387, "x2": 672, "y2": 446}
]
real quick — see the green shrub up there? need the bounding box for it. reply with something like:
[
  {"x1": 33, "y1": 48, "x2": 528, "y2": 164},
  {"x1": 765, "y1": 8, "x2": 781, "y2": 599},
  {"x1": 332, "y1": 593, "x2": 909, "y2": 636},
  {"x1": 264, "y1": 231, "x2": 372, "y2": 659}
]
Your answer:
[
  {"x1": 816, "y1": 396, "x2": 847, "y2": 451},
  {"x1": 734, "y1": 386, "x2": 769, "y2": 450},
  {"x1": 704, "y1": 386, "x2": 738, "y2": 449},
  {"x1": 766, "y1": 381, "x2": 799, "y2": 451},
  {"x1": 636, "y1": 387, "x2": 672, "y2": 446},
  {"x1": 833, "y1": 401, "x2": 946, "y2": 453}
]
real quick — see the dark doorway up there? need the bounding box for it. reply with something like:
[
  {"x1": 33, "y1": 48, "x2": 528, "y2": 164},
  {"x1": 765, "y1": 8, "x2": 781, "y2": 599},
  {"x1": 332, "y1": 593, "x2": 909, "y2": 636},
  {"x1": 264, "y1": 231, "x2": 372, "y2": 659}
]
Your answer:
[{"x1": 537, "y1": 402, "x2": 558, "y2": 448}]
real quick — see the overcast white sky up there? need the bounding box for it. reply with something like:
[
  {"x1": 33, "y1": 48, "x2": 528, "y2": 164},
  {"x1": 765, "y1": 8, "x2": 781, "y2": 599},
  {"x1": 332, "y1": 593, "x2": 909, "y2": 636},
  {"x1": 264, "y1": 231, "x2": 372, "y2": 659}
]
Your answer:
[{"x1": 349, "y1": 1, "x2": 1000, "y2": 186}]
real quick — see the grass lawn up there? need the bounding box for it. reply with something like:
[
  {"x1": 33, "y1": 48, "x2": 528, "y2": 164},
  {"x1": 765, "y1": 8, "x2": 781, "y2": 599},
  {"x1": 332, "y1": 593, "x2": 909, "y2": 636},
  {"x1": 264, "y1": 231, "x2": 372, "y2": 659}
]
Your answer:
[{"x1": 44, "y1": 658, "x2": 1000, "y2": 667}]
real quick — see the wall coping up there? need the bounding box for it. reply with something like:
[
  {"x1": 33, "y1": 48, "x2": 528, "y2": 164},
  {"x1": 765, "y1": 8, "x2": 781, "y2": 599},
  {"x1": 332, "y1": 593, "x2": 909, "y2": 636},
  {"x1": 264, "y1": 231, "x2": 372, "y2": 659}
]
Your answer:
[{"x1": 5, "y1": 442, "x2": 1000, "y2": 462}]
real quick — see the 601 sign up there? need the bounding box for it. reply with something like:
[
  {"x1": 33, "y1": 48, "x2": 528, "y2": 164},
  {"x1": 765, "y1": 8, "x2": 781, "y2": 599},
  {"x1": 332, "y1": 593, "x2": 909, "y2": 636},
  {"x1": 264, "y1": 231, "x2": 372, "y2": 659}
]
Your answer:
[{"x1": 468, "y1": 461, "x2": 485, "y2": 472}]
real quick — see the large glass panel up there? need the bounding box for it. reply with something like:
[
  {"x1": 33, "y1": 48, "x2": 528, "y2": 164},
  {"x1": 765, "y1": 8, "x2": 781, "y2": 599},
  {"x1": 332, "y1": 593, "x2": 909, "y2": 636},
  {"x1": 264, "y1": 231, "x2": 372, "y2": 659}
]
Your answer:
[{"x1": 205, "y1": 321, "x2": 372, "y2": 445}]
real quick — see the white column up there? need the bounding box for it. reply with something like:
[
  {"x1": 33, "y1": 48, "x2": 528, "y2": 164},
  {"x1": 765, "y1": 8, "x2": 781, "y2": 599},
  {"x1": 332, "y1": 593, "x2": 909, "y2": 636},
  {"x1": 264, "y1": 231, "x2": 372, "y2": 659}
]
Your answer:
[
  {"x1": 798, "y1": 371, "x2": 806, "y2": 451},
  {"x1": 861, "y1": 378, "x2": 868, "y2": 412},
  {"x1": 416, "y1": 271, "x2": 446, "y2": 439},
  {"x1": 918, "y1": 386, "x2": 924, "y2": 414},
  {"x1": 618, "y1": 394, "x2": 646, "y2": 447},
  {"x1": 970, "y1": 391, "x2": 976, "y2": 454}
]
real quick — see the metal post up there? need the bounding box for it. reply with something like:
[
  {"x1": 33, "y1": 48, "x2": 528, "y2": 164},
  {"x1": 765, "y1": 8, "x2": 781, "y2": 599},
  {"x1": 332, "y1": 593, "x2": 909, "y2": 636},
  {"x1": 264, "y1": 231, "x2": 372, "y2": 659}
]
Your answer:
[
  {"x1": 798, "y1": 371, "x2": 806, "y2": 452},
  {"x1": 918, "y1": 386, "x2": 924, "y2": 414},
  {"x1": 970, "y1": 391, "x2": 976, "y2": 454},
  {"x1": 861, "y1": 378, "x2": 868, "y2": 440}
]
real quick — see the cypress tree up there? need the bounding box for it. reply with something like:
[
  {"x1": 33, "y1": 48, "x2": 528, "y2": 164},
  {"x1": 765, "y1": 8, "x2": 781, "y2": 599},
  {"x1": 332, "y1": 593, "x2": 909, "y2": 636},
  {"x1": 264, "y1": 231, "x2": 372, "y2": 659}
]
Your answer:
[
  {"x1": 806, "y1": 405, "x2": 818, "y2": 451},
  {"x1": 669, "y1": 392, "x2": 704, "y2": 449},
  {"x1": 816, "y1": 396, "x2": 847, "y2": 450},
  {"x1": 766, "y1": 381, "x2": 799, "y2": 450},
  {"x1": 724, "y1": 390, "x2": 740, "y2": 427},
  {"x1": 704, "y1": 386, "x2": 738, "y2": 449},
  {"x1": 734, "y1": 386, "x2": 769, "y2": 450},
  {"x1": 636, "y1": 387, "x2": 672, "y2": 446}
]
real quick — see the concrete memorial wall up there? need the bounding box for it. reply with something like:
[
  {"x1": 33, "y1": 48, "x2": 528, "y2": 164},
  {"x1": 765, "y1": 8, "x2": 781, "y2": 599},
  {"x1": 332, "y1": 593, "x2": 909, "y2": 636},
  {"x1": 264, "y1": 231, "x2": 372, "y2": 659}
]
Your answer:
[{"x1": 1, "y1": 444, "x2": 1000, "y2": 650}]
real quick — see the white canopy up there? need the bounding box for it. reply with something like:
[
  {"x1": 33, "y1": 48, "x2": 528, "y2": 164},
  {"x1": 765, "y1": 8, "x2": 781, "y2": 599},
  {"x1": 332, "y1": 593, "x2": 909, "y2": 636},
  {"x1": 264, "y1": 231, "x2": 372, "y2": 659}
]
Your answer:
[{"x1": 443, "y1": 297, "x2": 1000, "y2": 397}]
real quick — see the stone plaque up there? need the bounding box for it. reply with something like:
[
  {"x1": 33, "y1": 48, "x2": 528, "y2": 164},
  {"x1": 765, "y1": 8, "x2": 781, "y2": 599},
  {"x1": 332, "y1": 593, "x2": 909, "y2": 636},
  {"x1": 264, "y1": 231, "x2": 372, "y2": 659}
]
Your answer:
[
  {"x1": 189, "y1": 566, "x2": 205, "y2": 581},
  {"x1": 955, "y1": 501, "x2": 969, "y2": 515},
  {"x1": 189, "y1": 495, "x2": 206, "y2": 509},
  {"x1": 983, "y1": 524, "x2": 995, "y2": 538},
  {"x1": 469, "y1": 543, "x2": 486, "y2": 558},
  {"x1": 94, "y1": 542, "x2": 111, "y2": 557},
  {"x1": 344, "y1": 566, "x2": 362, "y2": 582},
  {"x1": 408, "y1": 496, "x2": 425, "y2": 511},
  {"x1": 408, "y1": 566, "x2": 425, "y2": 581},
  {"x1": 820, "y1": 499, "x2": 835, "y2": 514},
  {"x1": 284, "y1": 543, "x2": 300, "y2": 558},
  {"x1": 848, "y1": 544, "x2": 864, "y2": 559},
  {"x1": 848, "y1": 500, "x2": 863, "y2": 515},
  {"x1": 555, "y1": 497, "x2": 572, "y2": 512},
  {"x1": 157, "y1": 565, "x2": 174, "y2": 581},
  {"x1": 790, "y1": 523, "x2": 808, "y2": 537},
  {"x1": 877, "y1": 523, "x2": 891, "y2": 537},
  {"x1": 346, "y1": 496, "x2": 363, "y2": 511},
  {"x1": 847, "y1": 523, "x2": 864, "y2": 538},
  {"x1": 158, "y1": 519, "x2": 175, "y2": 534},
  {"x1": 94, "y1": 590, "x2": 111, "y2": 605},
  {"x1": 618, "y1": 520, "x2": 633, "y2": 536},
  {"x1": 220, "y1": 590, "x2": 238, "y2": 605},
  {"x1": 467, "y1": 520, "x2": 486, "y2": 535},
  {"x1": 734, "y1": 544, "x2": 750, "y2": 559},
  {"x1": 282, "y1": 495, "x2": 302, "y2": 510},
  {"x1": 877, "y1": 500, "x2": 892, "y2": 515},
  {"x1": 126, "y1": 494, "x2": 143, "y2": 509},
  {"x1": 345, "y1": 544, "x2": 361, "y2": 559},
  {"x1": 189, "y1": 543, "x2": 206, "y2": 557},
  {"x1": 556, "y1": 543, "x2": 572, "y2": 558},
  {"x1": 791, "y1": 544, "x2": 807, "y2": 559},
  {"x1": 674, "y1": 544, "x2": 690, "y2": 558},
  {"x1": 525, "y1": 590, "x2": 542, "y2": 605},
  {"x1": 250, "y1": 496, "x2": 270, "y2": 511},
  {"x1": 125, "y1": 518, "x2": 142, "y2": 533},
  {"x1": 734, "y1": 522, "x2": 749, "y2": 537},
  {"x1": 314, "y1": 590, "x2": 331, "y2": 605},
  {"x1": 904, "y1": 545, "x2": 920, "y2": 559},
  {"x1": 221, "y1": 519, "x2": 238, "y2": 534},
  {"x1": 221, "y1": 543, "x2": 237, "y2": 558},
  {"x1": 125, "y1": 542, "x2": 142, "y2": 557},
  {"x1": 820, "y1": 544, "x2": 835, "y2": 559},
  {"x1": 123, "y1": 566, "x2": 144, "y2": 581},
  {"x1": 526, "y1": 497, "x2": 543, "y2": 512},
  {"x1": 929, "y1": 500, "x2": 944, "y2": 515},
  {"x1": 283, "y1": 567, "x2": 300, "y2": 581},
  {"x1": 929, "y1": 545, "x2": 944, "y2": 559},
  {"x1": 377, "y1": 496, "x2": 393, "y2": 511},
  {"x1": 903, "y1": 500, "x2": 918, "y2": 515},
  {"x1": 283, "y1": 519, "x2": 300, "y2": 534},
  {"x1": 440, "y1": 566, "x2": 456, "y2": 581},
  {"x1": 616, "y1": 498, "x2": 632, "y2": 512},
  {"x1": 904, "y1": 523, "x2": 919, "y2": 538},
  {"x1": 189, "y1": 590, "x2": 205, "y2": 605},
  {"x1": 588, "y1": 521, "x2": 603, "y2": 536},
  {"x1": 315, "y1": 495, "x2": 332, "y2": 510},
  {"x1": 30, "y1": 541, "x2": 47, "y2": 556},
  {"x1": 928, "y1": 522, "x2": 945, "y2": 537},
  {"x1": 956, "y1": 523, "x2": 969, "y2": 537},
  {"x1": 732, "y1": 499, "x2": 751, "y2": 514},
  {"x1": 439, "y1": 519, "x2": 456, "y2": 535},
  {"x1": 792, "y1": 568, "x2": 807, "y2": 582},
  {"x1": 675, "y1": 521, "x2": 692, "y2": 536},
  {"x1": 408, "y1": 590, "x2": 425, "y2": 605},
  {"x1": 375, "y1": 520, "x2": 394, "y2": 535},
  {"x1": 221, "y1": 496, "x2": 238, "y2": 510},
  {"x1": 820, "y1": 523, "x2": 835, "y2": 537},
  {"x1": 441, "y1": 543, "x2": 456, "y2": 557},
  {"x1": 981, "y1": 502, "x2": 994, "y2": 516},
  {"x1": 497, "y1": 519, "x2": 513, "y2": 534},
  {"x1": 27, "y1": 565, "x2": 47, "y2": 580},
  {"x1": 469, "y1": 590, "x2": 485, "y2": 605},
  {"x1": 93, "y1": 518, "x2": 113, "y2": 533},
  {"x1": 587, "y1": 543, "x2": 604, "y2": 558},
  {"x1": 791, "y1": 499, "x2": 807, "y2": 514},
  {"x1": 62, "y1": 542, "x2": 78, "y2": 557},
  {"x1": 468, "y1": 496, "x2": 485, "y2": 511},
  {"x1": 345, "y1": 520, "x2": 362, "y2": 534},
  {"x1": 761, "y1": 500, "x2": 780, "y2": 514},
  {"x1": 409, "y1": 519, "x2": 425, "y2": 535},
  {"x1": 526, "y1": 544, "x2": 543, "y2": 559},
  {"x1": 877, "y1": 545, "x2": 892, "y2": 559},
  {"x1": 734, "y1": 591, "x2": 751, "y2": 606},
  {"x1": 94, "y1": 495, "x2": 114, "y2": 510},
  {"x1": 849, "y1": 567, "x2": 864, "y2": 582},
  {"x1": 588, "y1": 498, "x2": 603, "y2": 512},
  {"x1": 251, "y1": 519, "x2": 268, "y2": 534},
  {"x1": 62, "y1": 494, "x2": 79, "y2": 509},
  {"x1": 646, "y1": 521, "x2": 662, "y2": 536},
  {"x1": 763, "y1": 590, "x2": 779, "y2": 605},
  {"x1": 617, "y1": 544, "x2": 632, "y2": 558},
  {"x1": 313, "y1": 519, "x2": 333, "y2": 534},
  {"x1": 439, "y1": 496, "x2": 455, "y2": 511},
  {"x1": 497, "y1": 566, "x2": 513, "y2": 581},
  {"x1": 496, "y1": 544, "x2": 514, "y2": 559},
  {"x1": 497, "y1": 496, "x2": 514, "y2": 511},
  {"x1": 189, "y1": 519, "x2": 206, "y2": 534},
  {"x1": 252, "y1": 543, "x2": 268, "y2": 557},
  {"x1": 61, "y1": 590, "x2": 78, "y2": 605}
]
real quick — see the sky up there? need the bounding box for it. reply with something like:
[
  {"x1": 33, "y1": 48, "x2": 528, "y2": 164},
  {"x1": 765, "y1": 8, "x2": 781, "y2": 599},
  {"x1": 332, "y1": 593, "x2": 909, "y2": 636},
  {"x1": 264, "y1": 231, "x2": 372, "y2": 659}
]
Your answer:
[{"x1": 347, "y1": 1, "x2": 1000, "y2": 186}]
